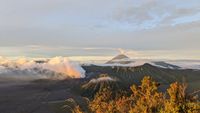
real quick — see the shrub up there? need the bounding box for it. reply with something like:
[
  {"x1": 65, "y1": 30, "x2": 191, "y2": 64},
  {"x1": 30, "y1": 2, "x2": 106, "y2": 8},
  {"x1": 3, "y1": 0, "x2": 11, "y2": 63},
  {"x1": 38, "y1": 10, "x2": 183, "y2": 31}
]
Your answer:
[{"x1": 69, "y1": 76, "x2": 200, "y2": 113}]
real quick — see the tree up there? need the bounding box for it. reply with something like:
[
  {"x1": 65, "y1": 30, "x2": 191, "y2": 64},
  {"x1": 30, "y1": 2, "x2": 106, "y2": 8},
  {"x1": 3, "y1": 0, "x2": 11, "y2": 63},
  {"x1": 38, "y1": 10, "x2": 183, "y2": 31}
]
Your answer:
[
  {"x1": 129, "y1": 76, "x2": 163, "y2": 113},
  {"x1": 162, "y1": 82, "x2": 200, "y2": 113},
  {"x1": 73, "y1": 106, "x2": 84, "y2": 113},
  {"x1": 89, "y1": 87, "x2": 115, "y2": 113}
]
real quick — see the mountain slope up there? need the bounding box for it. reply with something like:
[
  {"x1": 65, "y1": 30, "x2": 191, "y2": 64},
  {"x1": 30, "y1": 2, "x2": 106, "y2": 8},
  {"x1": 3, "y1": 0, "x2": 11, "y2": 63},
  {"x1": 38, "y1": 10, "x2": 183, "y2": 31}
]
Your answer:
[
  {"x1": 81, "y1": 74, "x2": 123, "y2": 98},
  {"x1": 83, "y1": 63, "x2": 200, "y2": 87}
]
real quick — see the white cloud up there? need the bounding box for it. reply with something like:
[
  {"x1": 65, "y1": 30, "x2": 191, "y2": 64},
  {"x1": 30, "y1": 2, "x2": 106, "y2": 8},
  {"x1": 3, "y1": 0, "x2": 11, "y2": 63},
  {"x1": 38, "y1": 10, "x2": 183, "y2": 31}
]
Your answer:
[
  {"x1": 0, "y1": 56, "x2": 85, "y2": 79},
  {"x1": 89, "y1": 76, "x2": 116, "y2": 83},
  {"x1": 112, "y1": 0, "x2": 200, "y2": 28}
]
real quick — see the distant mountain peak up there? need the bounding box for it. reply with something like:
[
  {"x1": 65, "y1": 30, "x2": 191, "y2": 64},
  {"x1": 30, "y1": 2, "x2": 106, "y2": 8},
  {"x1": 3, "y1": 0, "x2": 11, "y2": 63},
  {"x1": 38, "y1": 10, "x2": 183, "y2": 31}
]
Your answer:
[
  {"x1": 106, "y1": 54, "x2": 134, "y2": 64},
  {"x1": 111, "y1": 54, "x2": 129, "y2": 60}
]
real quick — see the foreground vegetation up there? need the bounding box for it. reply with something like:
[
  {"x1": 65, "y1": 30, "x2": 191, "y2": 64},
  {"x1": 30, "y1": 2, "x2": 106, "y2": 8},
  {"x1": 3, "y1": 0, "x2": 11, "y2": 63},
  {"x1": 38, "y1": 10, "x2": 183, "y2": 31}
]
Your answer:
[{"x1": 64, "y1": 76, "x2": 200, "y2": 113}]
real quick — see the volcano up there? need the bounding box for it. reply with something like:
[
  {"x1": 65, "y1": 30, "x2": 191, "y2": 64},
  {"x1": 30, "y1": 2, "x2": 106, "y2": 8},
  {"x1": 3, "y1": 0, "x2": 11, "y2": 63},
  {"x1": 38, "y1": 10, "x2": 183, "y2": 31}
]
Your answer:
[{"x1": 106, "y1": 54, "x2": 134, "y2": 64}]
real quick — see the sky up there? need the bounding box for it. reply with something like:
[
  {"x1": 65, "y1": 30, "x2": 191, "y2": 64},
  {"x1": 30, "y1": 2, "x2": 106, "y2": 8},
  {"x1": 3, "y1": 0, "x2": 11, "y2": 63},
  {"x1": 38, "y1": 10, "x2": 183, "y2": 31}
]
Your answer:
[{"x1": 0, "y1": 0, "x2": 200, "y2": 62}]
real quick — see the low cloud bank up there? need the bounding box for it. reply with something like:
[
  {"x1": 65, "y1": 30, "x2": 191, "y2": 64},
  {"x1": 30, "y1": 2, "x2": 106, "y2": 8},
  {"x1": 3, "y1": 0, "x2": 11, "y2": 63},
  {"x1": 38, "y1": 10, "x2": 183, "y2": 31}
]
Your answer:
[
  {"x1": 0, "y1": 56, "x2": 85, "y2": 80},
  {"x1": 89, "y1": 76, "x2": 116, "y2": 83}
]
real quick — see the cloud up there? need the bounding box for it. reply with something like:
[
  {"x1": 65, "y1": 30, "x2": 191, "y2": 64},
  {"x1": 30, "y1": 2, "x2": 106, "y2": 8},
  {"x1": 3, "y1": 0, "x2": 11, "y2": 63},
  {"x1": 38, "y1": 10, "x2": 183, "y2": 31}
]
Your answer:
[
  {"x1": 112, "y1": 0, "x2": 200, "y2": 28},
  {"x1": 126, "y1": 49, "x2": 200, "y2": 60},
  {"x1": 0, "y1": 56, "x2": 85, "y2": 79},
  {"x1": 89, "y1": 76, "x2": 116, "y2": 83}
]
